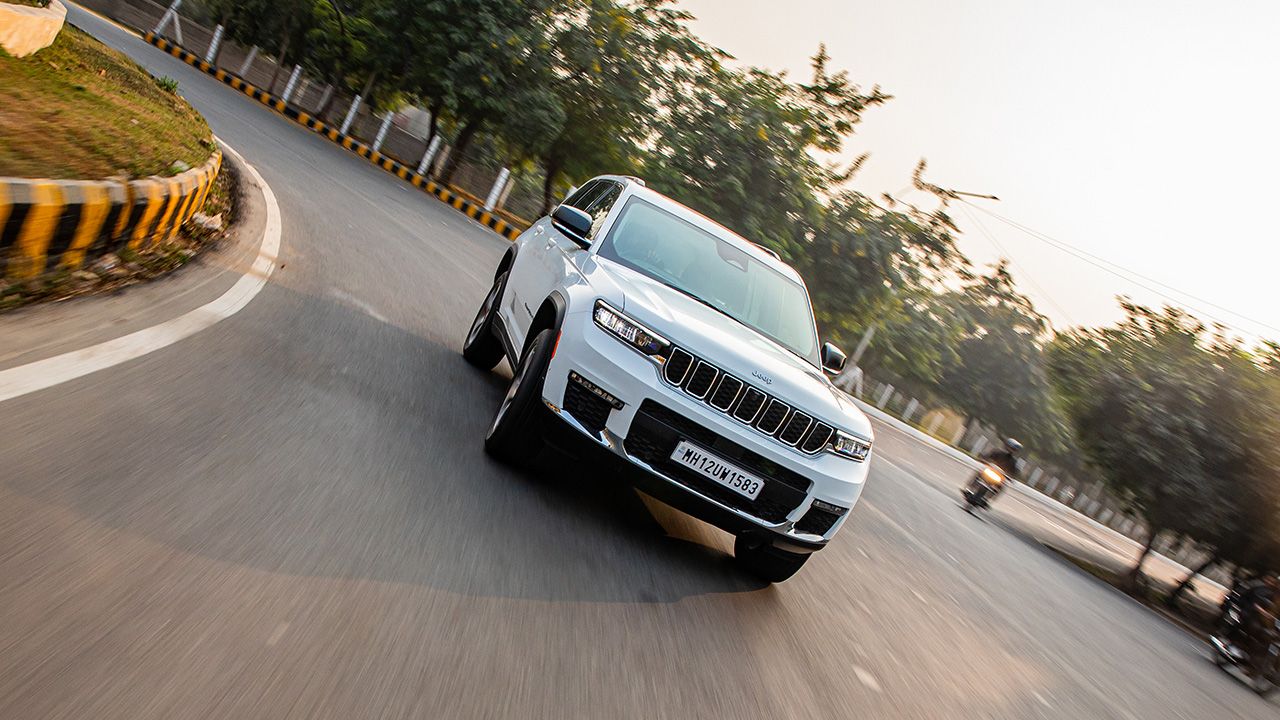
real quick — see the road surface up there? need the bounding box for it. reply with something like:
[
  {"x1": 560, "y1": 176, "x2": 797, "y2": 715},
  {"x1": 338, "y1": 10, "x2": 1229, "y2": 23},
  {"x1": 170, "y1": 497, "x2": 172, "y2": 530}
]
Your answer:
[{"x1": 0, "y1": 7, "x2": 1270, "y2": 718}]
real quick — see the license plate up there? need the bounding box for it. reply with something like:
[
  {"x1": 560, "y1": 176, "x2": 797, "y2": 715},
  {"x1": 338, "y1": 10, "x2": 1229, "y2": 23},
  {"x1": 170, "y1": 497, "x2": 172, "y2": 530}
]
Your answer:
[{"x1": 670, "y1": 440, "x2": 765, "y2": 500}]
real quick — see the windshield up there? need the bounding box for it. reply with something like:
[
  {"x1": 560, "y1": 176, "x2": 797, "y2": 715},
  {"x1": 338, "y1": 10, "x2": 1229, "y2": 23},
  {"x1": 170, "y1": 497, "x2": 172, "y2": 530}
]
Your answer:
[{"x1": 597, "y1": 197, "x2": 820, "y2": 364}]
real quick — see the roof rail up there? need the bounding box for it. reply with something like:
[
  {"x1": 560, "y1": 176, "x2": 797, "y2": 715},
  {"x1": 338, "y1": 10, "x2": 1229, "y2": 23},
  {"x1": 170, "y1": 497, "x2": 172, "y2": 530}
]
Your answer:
[
  {"x1": 752, "y1": 243, "x2": 780, "y2": 260},
  {"x1": 622, "y1": 175, "x2": 646, "y2": 186}
]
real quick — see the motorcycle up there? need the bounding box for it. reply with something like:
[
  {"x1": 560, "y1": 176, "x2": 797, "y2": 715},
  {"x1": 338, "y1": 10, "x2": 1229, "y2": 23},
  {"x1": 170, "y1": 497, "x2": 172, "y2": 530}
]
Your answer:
[
  {"x1": 961, "y1": 465, "x2": 1006, "y2": 511},
  {"x1": 1210, "y1": 604, "x2": 1280, "y2": 696}
]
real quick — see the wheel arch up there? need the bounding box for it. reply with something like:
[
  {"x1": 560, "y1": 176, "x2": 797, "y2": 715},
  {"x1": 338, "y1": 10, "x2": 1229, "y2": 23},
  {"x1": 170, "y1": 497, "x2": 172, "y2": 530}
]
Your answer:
[{"x1": 521, "y1": 291, "x2": 567, "y2": 360}]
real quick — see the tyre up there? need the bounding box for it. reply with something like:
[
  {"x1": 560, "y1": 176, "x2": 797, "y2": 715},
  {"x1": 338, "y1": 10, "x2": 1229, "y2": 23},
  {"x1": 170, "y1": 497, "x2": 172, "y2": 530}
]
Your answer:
[
  {"x1": 463, "y1": 271, "x2": 507, "y2": 370},
  {"x1": 734, "y1": 536, "x2": 810, "y2": 583},
  {"x1": 485, "y1": 327, "x2": 556, "y2": 464}
]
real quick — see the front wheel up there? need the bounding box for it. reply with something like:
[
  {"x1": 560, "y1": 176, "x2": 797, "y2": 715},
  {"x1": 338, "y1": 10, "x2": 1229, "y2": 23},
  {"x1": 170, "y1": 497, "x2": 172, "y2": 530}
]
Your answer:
[
  {"x1": 734, "y1": 536, "x2": 809, "y2": 583},
  {"x1": 485, "y1": 328, "x2": 556, "y2": 465}
]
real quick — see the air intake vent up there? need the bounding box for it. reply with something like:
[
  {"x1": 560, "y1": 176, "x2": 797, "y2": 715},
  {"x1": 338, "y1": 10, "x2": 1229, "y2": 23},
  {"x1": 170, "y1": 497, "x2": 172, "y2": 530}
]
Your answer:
[
  {"x1": 684, "y1": 361, "x2": 718, "y2": 398},
  {"x1": 708, "y1": 375, "x2": 743, "y2": 410},
  {"x1": 778, "y1": 411, "x2": 813, "y2": 446}
]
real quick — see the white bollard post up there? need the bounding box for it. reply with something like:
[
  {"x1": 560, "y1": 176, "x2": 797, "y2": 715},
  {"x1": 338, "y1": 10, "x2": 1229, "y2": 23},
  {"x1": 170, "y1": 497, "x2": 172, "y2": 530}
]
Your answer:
[
  {"x1": 204, "y1": 24, "x2": 224, "y2": 63},
  {"x1": 238, "y1": 45, "x2": 258, "y2": 76},
  {"x1": 337, "y1": 94, "x2": 363, "y2": 134},
  {"x1": 901, "y1": 398, "x2": 919, "y2": 424},
  {"x1": 1028, "y1": 466, "x2": 1043, "y2": 487},
  {"x1": 295, "y1": 78, "x2": 311, "y2": 106},
  {"x1": 339, "y1": 94, "x2": 362, "y2": 135},
  {"x1": 496, "y1": 174, "x2": 515, "y2": 209},
  {"x1": 876, "y1": 383, "x2": 894, "y2": 408},
  {"x1": 417, "y1": 136, "x2": 442, "y2": 175},
  {"x1": 971, "y1": 436, "x2": 988, "y2": 456},
  {"x1": 371, "y1": 112, "x2": 394, "y2": 152},
  {"x1": 485, "y1": 168, "x2": 511, "y2": 210},
  {"x1": 280, "y1": 65, "x2": 302, "y2": 102},
  {"x1": 1044, "y1": 476, "x2": 1060, "y2": 495},
  {"x1": 925, "y1": 412, "x2": 943, "y2": 436},
  {"x1": 153, "y1": 0, "x2": 183, "y2": 35},
  {"x1": 951, "y1": 424, "x2": 967, "y2": 446}
]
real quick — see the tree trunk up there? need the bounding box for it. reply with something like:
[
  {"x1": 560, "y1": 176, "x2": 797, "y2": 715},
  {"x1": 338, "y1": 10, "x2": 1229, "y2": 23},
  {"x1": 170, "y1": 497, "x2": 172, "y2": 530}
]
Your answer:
[
  {"x1": 425, "y1": 99, "x2": 443, "y2": 147},
  {"x1": 267, "y1": 32, "x2": 291, "y2": 94},
  {"x1": 1129, "y1": 530, "x2": 1160, "y2": 586},
  {"x1": 439, "y1": 118, "x2": 481, "y2": 184},
  {"x1": 1165, "y1": 551, "x2": 1219, "y2": 609},
  {"x1": 359, "y1": 70, "x2": 378, "y2": 101},
  {"x1": 540, "y1": 154, "x2": 562, "y2": 217}
]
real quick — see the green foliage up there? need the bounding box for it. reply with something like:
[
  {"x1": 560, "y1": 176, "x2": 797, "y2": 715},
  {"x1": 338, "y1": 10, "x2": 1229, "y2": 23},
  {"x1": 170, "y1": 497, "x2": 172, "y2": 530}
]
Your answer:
[
  {"x1": 645, "y1": 49, "x2": 889, "y2": 263},
  {"x1": 927, "y1": 262, "x2": 1070, "y2": 455},
  {"x1": 154, "y1": 75, "x2": 179, "y2": 93},
  {"x1": 1049, "y1": 303, "x2": 1280, "y2": 573}
]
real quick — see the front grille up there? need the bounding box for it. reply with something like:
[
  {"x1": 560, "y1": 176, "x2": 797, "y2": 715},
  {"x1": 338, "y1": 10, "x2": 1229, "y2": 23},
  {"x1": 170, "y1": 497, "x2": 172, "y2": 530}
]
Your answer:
[
  {"x1": 755, "y1": 398, "x2": 790, "y2": 435},
  {"x1": 664, "y1": 348, "x2": 695, "y2": 385},
  {"x1": 800, "y1": 423, "x2": 835, "y2": 453},
  {"x1": 659, "y1": 345, "x2": 840, "y2": 456},
  {"x1": 563, "y1": 379, "x2": 612, "y2": 434},
  {"x1": 624, "y1": 400, "x2": 810, "y2": 523},
  {"x1": 795, "y1": 504, "x2": 844, "y2": 536},
  {"x1": 709, "y1": 374, "x2": 742, "y2": 410},
  {"x1": 778, "y1": 411, "x2": 812, "y2": 446},
  {"x1": 734, "y1": 387, "x2": 767, "y2": 423},
  {"x1": 685, "y1": 361, "x2": 718, "y2": 398}
]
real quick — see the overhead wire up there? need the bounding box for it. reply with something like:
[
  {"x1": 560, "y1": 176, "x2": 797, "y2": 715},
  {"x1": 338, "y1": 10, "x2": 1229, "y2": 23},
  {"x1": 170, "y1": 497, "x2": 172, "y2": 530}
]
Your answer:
[
  {"x1": 957, "y1": 203, "x2": 1077, "y2": 328},
  {"x1": 959, "y1": 199, "x2": 1280, "y2": 339}
]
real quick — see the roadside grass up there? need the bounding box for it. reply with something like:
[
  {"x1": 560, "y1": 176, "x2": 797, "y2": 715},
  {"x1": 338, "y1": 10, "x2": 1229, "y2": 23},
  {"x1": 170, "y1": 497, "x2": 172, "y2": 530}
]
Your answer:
[
  {"x1": 0, "y1": 25, "x2": 212, "y2": 179},
  {"x1": 1045, "y1": 542, "x2": 1220, "y2": 638}
]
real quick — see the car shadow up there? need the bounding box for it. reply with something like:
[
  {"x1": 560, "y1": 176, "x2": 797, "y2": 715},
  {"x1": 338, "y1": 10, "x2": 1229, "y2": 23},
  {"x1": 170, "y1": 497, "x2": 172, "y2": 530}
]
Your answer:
[{"x1": 0, "y1": 285, "x2": 767, "y2": 604}]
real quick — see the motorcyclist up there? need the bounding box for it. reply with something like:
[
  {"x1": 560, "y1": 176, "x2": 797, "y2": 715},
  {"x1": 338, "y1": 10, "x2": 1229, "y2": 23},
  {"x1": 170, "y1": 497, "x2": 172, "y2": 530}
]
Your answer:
[
  {"x1": 981, "y1": 438, "x2": 1023, "y2": 481},
  {"x1": 1226, "y1": 574, "x2": 1280, "y2": 654}
]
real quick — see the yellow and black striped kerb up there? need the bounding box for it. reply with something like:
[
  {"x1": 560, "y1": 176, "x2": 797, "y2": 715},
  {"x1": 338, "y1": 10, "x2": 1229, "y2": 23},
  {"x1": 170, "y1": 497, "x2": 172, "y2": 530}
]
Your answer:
[
  {"x1": 0, "y1": 151, "x2": 222, "y2": 281},
  {"x1": 142, "y1": 32, "x2": 525, "y2": 243}
]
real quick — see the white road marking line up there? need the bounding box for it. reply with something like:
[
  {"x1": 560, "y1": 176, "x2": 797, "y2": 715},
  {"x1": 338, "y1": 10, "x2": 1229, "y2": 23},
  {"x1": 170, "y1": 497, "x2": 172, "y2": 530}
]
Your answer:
[
  {"x1": 0, "y1": 141, "x2": 281, "y2": 403},
  {"x1": 1034, "y1": 692, "x2": 1051, "y2": 707},
  {"x1": 853, "y1": 666, "x2": 882, "y2": 693},
  {"x1": 266, "y1": 621, "x2": 290, "y2": 646}
]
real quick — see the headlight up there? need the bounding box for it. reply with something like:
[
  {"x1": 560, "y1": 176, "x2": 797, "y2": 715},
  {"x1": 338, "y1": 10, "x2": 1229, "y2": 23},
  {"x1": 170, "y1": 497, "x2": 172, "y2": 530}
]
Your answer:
[
  {"x1": 829, "y1": 430, "x2": 872, "y2": 462},
  {"x1": 981, "y1": 466, "x2": 1005, "y2": 485},
  {"x1": 593, "y1": 301, "x2": 671, "y2": 360}
]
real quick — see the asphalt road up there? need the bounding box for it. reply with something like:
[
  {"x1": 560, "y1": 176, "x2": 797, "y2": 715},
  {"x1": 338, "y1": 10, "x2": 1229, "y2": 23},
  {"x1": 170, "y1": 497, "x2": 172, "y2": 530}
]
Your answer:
[{"x1": 0, "y1": 7, "x2": 1273, "y2": 718}]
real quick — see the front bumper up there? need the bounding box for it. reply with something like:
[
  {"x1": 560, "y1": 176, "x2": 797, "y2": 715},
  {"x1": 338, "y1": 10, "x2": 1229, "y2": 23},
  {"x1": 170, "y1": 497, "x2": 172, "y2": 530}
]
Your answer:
[{"x1": 540, "y1": 308, "x2": 868, "y2": 553}]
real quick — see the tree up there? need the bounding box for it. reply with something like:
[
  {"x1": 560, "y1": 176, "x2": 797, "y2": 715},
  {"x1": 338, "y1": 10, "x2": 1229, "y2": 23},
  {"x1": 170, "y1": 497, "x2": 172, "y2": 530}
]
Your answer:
[
  {"x1": 1048, "y1": 303, "x2": 1280, "y2": 581},
  {"x1": 932, "y1": 261, "x2": 1068, "y2": 455},
  {"x1": 532, "y1": 0, "x2": 720, "y2": 214},
  {"x1": 645, "y1": 48, "x2": 890, "y2": 261}
]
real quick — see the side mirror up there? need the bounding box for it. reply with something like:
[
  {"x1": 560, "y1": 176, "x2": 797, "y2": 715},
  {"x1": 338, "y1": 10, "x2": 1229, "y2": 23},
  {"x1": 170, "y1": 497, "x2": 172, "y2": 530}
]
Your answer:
[
  {"x1": 552, "y1": 205, "x2": 593, "y2": 247},
  {"x1": 821, "y1": 342, "x2": 847, "y2": 376}
]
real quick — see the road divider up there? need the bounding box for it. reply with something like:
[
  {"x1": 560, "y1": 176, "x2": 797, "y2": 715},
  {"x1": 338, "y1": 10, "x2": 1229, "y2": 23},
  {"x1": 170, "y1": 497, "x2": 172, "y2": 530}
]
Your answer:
[
  {"x1": 142, "y1": 32, "x2": 523, "y2": 243},
  {"x1": 0, "y1": 151, "x2": 222, "y2": 281}
]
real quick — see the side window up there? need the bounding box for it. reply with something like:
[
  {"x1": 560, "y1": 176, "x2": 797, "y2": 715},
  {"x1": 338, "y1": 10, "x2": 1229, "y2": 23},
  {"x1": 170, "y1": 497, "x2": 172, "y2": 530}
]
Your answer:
[
  {"x1": 584, "y1": 182, "x2": 623, "y2": 239},
  {"x1": 564, "y1": 180, "x2": 602, "y2": 211}
]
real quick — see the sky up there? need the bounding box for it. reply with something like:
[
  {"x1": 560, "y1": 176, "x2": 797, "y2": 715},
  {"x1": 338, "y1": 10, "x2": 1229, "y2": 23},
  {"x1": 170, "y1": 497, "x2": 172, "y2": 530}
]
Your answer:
[{"x1": 677, "y1": 0, "x2": 1280, "y2": 343}]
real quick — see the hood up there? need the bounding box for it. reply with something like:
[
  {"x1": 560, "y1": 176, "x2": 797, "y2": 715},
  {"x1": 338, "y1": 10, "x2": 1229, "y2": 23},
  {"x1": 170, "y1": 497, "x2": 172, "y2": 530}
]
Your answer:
[{"x1": 583, "y1": 257, "x2": 873, "y2": 440}]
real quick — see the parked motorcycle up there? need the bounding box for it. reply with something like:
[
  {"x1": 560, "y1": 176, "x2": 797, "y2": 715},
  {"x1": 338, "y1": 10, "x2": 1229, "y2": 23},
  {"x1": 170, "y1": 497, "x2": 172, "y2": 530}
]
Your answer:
[{"x1": 961, "y1": 465, "x2": 1006, "y2": 511}]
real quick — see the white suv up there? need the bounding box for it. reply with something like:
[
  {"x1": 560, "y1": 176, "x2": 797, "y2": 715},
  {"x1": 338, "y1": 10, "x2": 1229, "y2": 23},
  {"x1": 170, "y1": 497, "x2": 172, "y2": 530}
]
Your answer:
[{"x1": 463, "y1": 176, "x2": 873, "y2": 581}]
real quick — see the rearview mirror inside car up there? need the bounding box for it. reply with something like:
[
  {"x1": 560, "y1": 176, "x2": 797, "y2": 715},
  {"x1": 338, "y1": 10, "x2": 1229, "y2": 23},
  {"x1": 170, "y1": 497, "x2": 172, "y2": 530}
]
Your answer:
[
  {"x1": 552, "y1": 205, "x2": 593, "y2": 247},
  {"x1": 821, "y1": 342, "x2": 847, "y2": 376}
]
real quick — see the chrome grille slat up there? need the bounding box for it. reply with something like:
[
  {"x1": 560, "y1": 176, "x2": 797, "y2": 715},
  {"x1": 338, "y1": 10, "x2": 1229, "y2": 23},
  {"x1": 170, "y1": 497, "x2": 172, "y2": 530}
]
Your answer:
[
  {"x1": 664, "y1": 347, "x2": 695, "y2": 385},
  {"x1": 779, "y1": 411, "x2": 813, "y2": 446},
  {"x1": 755, "y1": 398, "x2": 791, "y2": 435},
  {"x1": 708, "y1": 374, "x2": 743, "y2": 410},
  {"x1": 684, "y1": 361, "x2": 718, "y2": 399},
  {"x1": 658, "y1": 345, "x2": 835, "y2": 455},
  {"x1": 732, "y1": 387, "x2": 767, "y2": 423},
  {"x1": 800, "y1": 422, "x2": 834, "y2": 453}
]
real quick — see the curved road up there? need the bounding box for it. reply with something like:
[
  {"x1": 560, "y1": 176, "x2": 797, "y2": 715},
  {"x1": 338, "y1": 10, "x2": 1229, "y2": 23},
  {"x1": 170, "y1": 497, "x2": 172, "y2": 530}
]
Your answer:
[{"x1": 0, "y1": 8, "x2": 1271, "y2": 718}]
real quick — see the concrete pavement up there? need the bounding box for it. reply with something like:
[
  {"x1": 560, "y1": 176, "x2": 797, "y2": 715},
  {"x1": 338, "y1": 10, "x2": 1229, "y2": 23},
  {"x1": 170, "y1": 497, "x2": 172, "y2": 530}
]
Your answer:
[{"x1": 0, "y1": 6, "x2": 1271, "y2": 718}]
